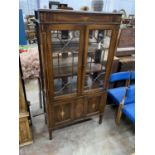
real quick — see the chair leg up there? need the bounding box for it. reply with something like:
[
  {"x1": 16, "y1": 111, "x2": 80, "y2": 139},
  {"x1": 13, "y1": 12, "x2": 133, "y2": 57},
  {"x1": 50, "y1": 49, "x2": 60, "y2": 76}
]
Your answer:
[{"x1": 115, "y1": 104, "x2": 123, "y2": 125}]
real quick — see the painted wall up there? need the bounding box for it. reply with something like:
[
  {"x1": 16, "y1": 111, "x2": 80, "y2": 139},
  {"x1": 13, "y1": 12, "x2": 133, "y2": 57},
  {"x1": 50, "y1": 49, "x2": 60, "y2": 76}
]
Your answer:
[
  {"x1": 19, "y1": 0, "x2": 38, "y2": 16},
  {"x1": 20, "y1": 0, "x2": 135, "y2": 16},
  {"x1": 39, "y1": 0, "x2": 91, "y2": 10},
  {"x1": 40, "y1": 0, "x2": 135, "y2": 15},
  {"x1": 112, "y1": 0, "x2": 135, "y2": 15}
]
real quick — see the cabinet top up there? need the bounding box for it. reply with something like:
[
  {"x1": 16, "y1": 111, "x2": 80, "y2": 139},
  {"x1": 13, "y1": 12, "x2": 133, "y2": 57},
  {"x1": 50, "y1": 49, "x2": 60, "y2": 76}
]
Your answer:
[
  {"x1": 36, "y1": 9, "x2": 122, "y2": 15},
  {"x1": 35, "y1": 9, "x2": 122, "y2": 25}
]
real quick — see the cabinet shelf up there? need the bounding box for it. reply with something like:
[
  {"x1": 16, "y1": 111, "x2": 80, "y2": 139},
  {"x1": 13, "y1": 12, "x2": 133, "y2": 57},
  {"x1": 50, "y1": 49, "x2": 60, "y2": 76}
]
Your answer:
[
  {"x1": 51, "y1": 41, "x2": 109, "y2": 54},
  {"x1": 54, "y1": 73, "x2": 105, "y2": 95},
  {"x1": 53, "y1": 63, "x2": 105, "y2": 78}
]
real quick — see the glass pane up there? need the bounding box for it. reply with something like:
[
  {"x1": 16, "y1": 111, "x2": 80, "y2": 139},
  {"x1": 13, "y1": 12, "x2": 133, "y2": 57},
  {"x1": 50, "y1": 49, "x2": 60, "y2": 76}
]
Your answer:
[
  {"x1": 51, "y1": 30, "x2": 80, "y2": 96},
  {"x1": 84, "y1": 29, "x2": 112, "y2": 90}
]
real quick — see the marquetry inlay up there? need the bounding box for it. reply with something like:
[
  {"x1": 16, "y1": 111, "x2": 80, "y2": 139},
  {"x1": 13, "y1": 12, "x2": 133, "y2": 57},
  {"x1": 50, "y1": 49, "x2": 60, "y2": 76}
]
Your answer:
[
  {"x1": 75, "y1": 101, "x2": 83, "y2": 118},
  {"x1": 60, "y1": 108, "x2": 65, "y2": 120},
  {"x1": 92, "y1": 103, "x2": 96, "y2": 110}
]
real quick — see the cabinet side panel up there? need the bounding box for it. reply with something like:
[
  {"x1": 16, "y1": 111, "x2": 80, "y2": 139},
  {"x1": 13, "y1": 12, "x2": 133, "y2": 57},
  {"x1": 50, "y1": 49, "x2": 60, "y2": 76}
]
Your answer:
[
  {"x1": 19, "y1": 117, "x2": 32, "y2": 145},
  {"x1": 104, "y1": 27, "x2": 120, "y2": 89},
  {"x1": 19, "y1": 77, "x2": 27, "y2": 113}
]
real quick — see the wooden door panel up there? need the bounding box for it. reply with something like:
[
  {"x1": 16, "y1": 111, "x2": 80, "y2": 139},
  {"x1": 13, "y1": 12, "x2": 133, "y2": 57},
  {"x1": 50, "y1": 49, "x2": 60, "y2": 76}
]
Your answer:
[
  {"x1": 19, "y1": 117, "x2": 32, "y2": 144},
  {"x1": 74, "y1": 98, "x2": 85, "y2": 119},
  {"x1": 46, "y1": 25, "x2": 84, "y2": 98},
  {"x1": 82, "y1": 26, "x2": 114, "y2": 92},
  {"x1": 53, "y1": 102, "x2": 72, "y2": 125},
  {"x1": 86, "y1": 96, "x2": 100, "y2": 115}
]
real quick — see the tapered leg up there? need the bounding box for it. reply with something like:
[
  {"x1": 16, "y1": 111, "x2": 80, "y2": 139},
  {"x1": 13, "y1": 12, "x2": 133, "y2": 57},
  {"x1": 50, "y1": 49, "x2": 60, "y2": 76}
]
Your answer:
[
  {"x1": 99, "y1": 95, "x2": 107, "y2": 124},
  {"x1": 45, "y1": 113, "x2": 47, "y2": 124},
  {"x1": 99, "y1": 114, "x2": 103, "y2": 124},
  {"x1": 49, "y1": 129, "x2": 52, "y2": 140},
  {"x1": 38, "y1": 77, "x2": 42, "y2": 109}
]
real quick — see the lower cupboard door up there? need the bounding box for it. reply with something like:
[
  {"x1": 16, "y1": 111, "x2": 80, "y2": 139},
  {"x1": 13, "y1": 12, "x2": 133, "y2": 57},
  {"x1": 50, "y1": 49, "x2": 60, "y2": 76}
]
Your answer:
[
  {"x1": 74, "y1": 98, "x2": 85, "y2": 119},
  {"x1": 53, "y1": 102, "x2": 72, "y2": 125},
  {"x1": 86, "y1": 96, "x2": 101, "y2": 115}
]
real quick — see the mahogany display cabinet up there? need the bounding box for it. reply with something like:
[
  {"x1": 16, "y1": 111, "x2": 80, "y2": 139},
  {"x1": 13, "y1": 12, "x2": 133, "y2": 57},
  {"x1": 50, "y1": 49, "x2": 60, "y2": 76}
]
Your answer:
[{"x1": 35, "y1": 9, "x2": 122, "y2": 139}]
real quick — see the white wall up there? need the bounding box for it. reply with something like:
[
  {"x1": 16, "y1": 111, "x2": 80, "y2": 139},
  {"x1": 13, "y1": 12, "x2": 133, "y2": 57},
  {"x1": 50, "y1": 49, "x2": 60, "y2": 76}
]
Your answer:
[
  {"x1": 19, "y1": 0, "x2": 38, "y2": 15},
  {"x1": 40, "y1": 0, "x2": 135, "y2": 15},
  {"x1": 39, "y1": 0, "x2": 92, "y2": 10},
  {"x1": 104, "y1": 0, "x2": 135, "y2": 15},
  {"x1": 113, "y1": 0, "x2": 135, "y2": 15},
  {"x1": 20, "y1": 0, "x2": 135, "y2": 16}
]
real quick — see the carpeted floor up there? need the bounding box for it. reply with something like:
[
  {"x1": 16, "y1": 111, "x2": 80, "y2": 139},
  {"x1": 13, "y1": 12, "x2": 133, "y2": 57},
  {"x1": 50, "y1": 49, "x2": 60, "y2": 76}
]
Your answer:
[{"x1": 19, "y1": 79, "x2": 135, "y2": 155}]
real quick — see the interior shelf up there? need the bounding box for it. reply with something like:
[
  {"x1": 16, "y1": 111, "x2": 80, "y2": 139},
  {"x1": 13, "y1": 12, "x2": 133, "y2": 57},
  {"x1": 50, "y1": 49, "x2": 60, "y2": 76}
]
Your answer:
[
  {"x1": 54, "y1": 73, "x2": 105, "y2": 95},
  {"x1": 51, "y1": 41, "x2": 109, "y2": 54},
  {"x1": 53, "y1": 63, "x2": 105, "y2": 78}
]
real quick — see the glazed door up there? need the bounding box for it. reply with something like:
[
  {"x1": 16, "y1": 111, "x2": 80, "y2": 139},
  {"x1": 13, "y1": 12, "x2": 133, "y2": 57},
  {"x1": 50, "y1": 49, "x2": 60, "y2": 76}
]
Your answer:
[
  {"x1": 47, "y1": 25, "x2": 84, "y2": 97},
  {"x1": 82, "y1": 25, "x2": 119, "y2": 93}
]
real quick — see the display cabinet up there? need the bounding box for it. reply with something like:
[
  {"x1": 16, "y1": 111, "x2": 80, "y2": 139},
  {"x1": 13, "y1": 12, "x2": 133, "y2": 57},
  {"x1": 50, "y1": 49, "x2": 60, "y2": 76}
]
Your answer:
[{"x1": 35, "y1": 10, "x2": 122, "y2": 139}]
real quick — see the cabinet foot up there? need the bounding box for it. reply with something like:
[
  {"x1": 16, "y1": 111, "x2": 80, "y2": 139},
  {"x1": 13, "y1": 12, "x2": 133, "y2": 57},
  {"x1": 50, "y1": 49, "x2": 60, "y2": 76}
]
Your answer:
[
  {"x1": 49, "y1": 129, "x2": 52, "y2": 140},
  {"x1": 45, "y1": 114, "x2": 47, "y2": 124},
  {"x1": 99, "y1": 114, "x2": 103, "y2": 124},
  {"x1": 38, "y1": 77, "x2": 42, "y2": 109}
]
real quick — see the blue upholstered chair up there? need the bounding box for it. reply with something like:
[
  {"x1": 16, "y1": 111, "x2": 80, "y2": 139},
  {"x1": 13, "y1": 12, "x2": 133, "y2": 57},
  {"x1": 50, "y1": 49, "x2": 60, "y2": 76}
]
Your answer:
[
  {"x1": 130, "y1": 71, "x2": 135, "y2": 86},
  {"x1": 108, "y1": 71, "x2": 135, "y2": 125},
  {"x1": 130, "y1": 71, "x2": 135, "y2": 80},
  {"x1": 116, "y1": 85, "x2": 135, "y2": 124},
  {"x1": 122, "y1": 103, "x2": 135, "y2": 123},
  {"x1": 108, "y1": 71, "x2": 130, "y2": 105}
]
